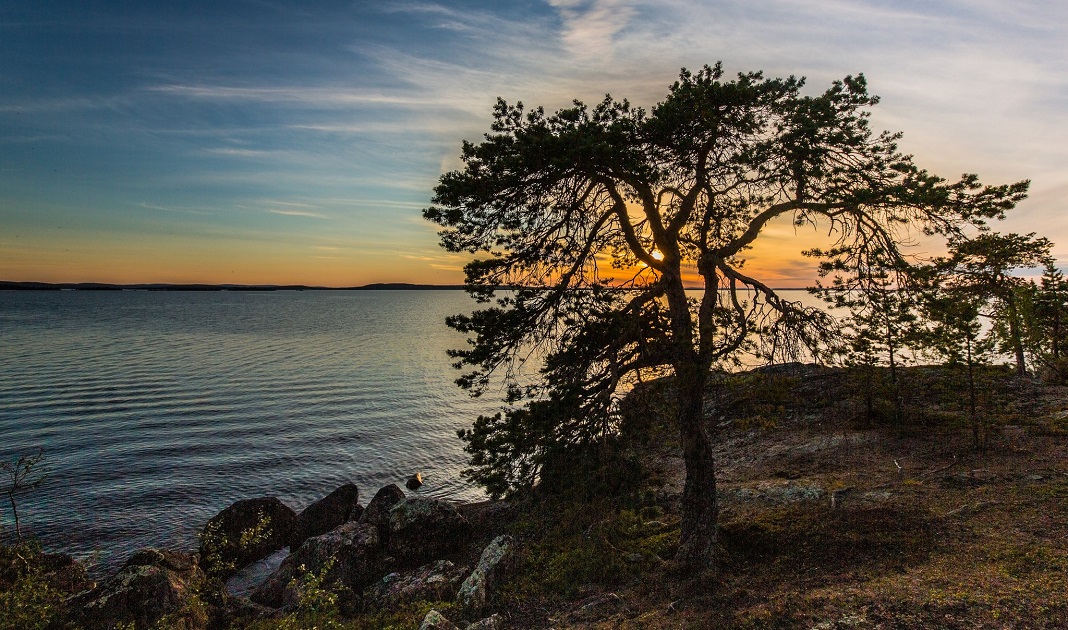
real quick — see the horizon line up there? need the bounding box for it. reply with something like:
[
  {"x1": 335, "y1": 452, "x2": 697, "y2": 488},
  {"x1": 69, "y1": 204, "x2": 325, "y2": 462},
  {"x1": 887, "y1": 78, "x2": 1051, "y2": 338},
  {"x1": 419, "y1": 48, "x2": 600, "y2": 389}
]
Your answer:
[{"x1": 0, "y1": 280, "x2": 815, "y2": 292}]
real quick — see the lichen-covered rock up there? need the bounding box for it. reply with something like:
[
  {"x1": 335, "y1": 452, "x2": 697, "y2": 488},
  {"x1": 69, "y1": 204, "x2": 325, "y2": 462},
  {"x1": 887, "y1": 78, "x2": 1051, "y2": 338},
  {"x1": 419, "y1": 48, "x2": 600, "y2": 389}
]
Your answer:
[
  {"x1": 364, "y1": 559, "x2": 468, "y2": 610},
  {"x1": 290, "y1": 483, "x2": 361, "y2": 550},
  {"x1": 387, "y1": 497, "x2": 471, "y2": 567},
  {"x1": 200, "y1": 497, "x2": 296, "y2": 578},
  {"x1": 465, "y1": 614, "x2": 503, "y2": 630},
  {"x1": 733, "y1": 483, "x2": 825, "y2": 504},
  {"x1": 456, "y1": 535, "x2": 514, "y2": 615},
  {"x1": 71, "y1": 549, "x2": 206, "y2": 630},
  {"x1": 420, "y1": 609, "x2": 459, "y2": 630},
  {"x1": 360, "y1": 484, "x2": 406, "y2": 536},
  {"x1": 250, "y1": 521, "x2": 381, "y2": 609}
]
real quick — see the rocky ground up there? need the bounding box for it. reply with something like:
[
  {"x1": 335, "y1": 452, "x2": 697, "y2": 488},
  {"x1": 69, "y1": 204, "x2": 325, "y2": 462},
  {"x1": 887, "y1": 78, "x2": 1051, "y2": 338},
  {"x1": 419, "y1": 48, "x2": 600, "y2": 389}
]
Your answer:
[
  {"x1": 502, "y1": 364, "x2": 1068, "y2": 628},
  {"x1": 3, "y1": 364, "x2": 1068, "y2": 629}
]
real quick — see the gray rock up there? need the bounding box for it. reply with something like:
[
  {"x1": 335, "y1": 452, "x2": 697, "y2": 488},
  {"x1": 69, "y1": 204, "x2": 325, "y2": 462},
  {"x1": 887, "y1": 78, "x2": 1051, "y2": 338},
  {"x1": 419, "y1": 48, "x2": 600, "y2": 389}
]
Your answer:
[
  {"x1": 250, "y1": 521, "x2": 381, "y2": 609},
  {"x1": 200, "y1": 497, "x2": 296, "y2": 578},
  {"x1": 734, "y1": 483, "x2": 824, "y2": 504},
  {"x1": 71, "y1": 549, "x2": 206, "y2": 630},
  {"x1": 225, "y1": 548, "x2": 290, "y2": 598},
  {"x1": 290, "y1": 483, "x2": 361, "y2": 550},
  {"x1": 420, "y1": 609, "x2": 460, "y2": 630},
  {"x1": 465, "y1": 614, "x2": 503, "y2": 630},
  {"x1": 364, "y1": 559, "x2": 468, "y2": 610},
  {"x1": 388, "y1": 497, "x2": 472, "y2": 567},
  {"x1": 456, "y1": 535, "x2": 514, "y2": 615}
]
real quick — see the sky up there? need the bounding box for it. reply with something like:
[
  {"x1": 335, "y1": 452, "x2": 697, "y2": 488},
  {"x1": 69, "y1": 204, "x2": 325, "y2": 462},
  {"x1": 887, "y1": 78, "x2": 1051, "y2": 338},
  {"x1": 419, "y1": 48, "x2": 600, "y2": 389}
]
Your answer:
[{"x1": 1, "y1": 0, "x2": 1066, "y2": 287}]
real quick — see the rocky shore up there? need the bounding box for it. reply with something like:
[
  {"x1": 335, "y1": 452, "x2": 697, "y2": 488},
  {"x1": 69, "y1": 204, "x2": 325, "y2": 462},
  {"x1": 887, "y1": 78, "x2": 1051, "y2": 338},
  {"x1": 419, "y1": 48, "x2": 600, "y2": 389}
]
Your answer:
[{"x1": 39, "y1": 480, "x2": 515, "y2": 629}]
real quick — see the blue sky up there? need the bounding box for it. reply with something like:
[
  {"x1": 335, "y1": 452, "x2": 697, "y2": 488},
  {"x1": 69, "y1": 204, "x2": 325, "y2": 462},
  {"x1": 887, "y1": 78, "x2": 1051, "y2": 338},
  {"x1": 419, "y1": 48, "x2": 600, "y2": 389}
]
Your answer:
[{"x1": 2, "y1": 0, "x2": 1066, "y2": 285}]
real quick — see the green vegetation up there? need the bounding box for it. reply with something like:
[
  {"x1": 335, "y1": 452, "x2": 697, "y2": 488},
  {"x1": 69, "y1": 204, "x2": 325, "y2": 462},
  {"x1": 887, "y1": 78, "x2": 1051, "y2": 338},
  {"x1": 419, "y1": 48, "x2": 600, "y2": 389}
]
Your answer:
[{"x1": 0, "y1": 542, "x2": 68, "y2": 630}]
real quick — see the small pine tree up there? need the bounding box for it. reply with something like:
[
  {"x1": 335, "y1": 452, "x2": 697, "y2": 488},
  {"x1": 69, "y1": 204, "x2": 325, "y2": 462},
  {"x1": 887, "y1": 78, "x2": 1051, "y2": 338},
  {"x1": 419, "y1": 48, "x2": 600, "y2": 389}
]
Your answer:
[
  {"x1": 919, "y1": 290, "x2": 995, "y2": 449},
  {"x1": 1, "y1": 449, "x2": 45, "y2": 544},
  {"x1": 1027, "y1": 261, "x2": 1068, "y2": 381}
]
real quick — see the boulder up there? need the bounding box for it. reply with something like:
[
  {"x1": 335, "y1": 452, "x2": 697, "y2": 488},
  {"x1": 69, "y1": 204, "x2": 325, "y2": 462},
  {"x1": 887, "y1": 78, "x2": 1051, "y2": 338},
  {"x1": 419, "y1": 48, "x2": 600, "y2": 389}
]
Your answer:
[
  {"x1": 360, "y1": 483, "x2": 406, "y2": 535},
  {"x1": 456, "y1": 535, "x2": 514, "y2": 615},
  {"x1": 225, "y1": 548, "x2": 289, "y2": 598},
  {"x1": 250, "y1": 521, "x2": 381, "y2": 609},
  {"x1": 406, "y1": 472, "x2": 423, "y2": 490},
  {"x1": 387, "y1": 497, "x2": 472, "y2": 567},
  {"x1": 420, "y1": 609, "x2": 459, "y2": 630},
  {"x1": 200, "y1": 497, "x2": 296, "y2": 578},
  {"x1": 71, "y1": 549, "x2": 206, "y2": 630},
  {"x1": 364, "y1": 559, "x2": 468, "y2": 610},
  {"x1": 290, "y1": 483, "x2": 361, "y2": 550}
]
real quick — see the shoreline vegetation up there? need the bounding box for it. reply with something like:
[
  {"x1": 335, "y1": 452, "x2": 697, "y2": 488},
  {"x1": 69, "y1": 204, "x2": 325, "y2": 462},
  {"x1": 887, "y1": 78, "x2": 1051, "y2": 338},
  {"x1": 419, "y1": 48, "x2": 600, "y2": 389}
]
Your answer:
[{"x1": 4, "y1": 363, "x2": 1068, "y2": 629}]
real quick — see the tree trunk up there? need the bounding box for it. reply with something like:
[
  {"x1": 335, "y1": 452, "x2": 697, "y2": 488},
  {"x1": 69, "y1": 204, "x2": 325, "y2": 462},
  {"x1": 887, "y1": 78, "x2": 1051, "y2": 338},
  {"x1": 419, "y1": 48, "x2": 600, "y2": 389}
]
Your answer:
[
  {"x1": 966, "y1": 335, "x2": 979, "y2": 450},
  {"x1": 1054, "y1": 310, "x2": 1061, "y2": 360},
  {"x1": 7, "y1": 493, "x2": 21, "y2": 543},
  {"x1": 674, "y1": 365, "x2": 717, "y2": 574},
  {"x1": 1007, "y1": 298, "x2": 1027, "y2": 377}
]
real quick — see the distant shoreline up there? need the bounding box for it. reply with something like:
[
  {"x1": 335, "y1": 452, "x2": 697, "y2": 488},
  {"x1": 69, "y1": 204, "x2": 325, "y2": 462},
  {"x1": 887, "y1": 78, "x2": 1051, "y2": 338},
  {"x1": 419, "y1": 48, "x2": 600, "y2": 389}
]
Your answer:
[
  {"x1": 0, "y1": 281, "x2": 812, "y2": 292},
  {"x1": 0, "y1": 281, "x2": 468, "y2": 292}
]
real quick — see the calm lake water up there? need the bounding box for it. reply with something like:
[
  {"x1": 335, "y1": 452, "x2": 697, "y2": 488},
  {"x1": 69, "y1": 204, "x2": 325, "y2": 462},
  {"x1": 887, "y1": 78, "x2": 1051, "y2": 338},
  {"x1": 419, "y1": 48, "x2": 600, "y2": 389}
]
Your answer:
[{"x1": 0, "y1": 290, "x2": 502, "y2": 570}]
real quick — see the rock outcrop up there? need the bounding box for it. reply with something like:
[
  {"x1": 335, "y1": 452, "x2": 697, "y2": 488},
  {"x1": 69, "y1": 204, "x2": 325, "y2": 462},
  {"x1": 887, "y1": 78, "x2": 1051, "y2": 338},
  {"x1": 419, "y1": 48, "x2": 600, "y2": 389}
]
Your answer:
[
  {"x1": 200, "y1": 497, "x2": 296, "y2": 577},
  {"x1": 71, "y1": 549, "x2": 206, "y2": 630},
  {"x1": 387, "y1": 497, "x2": 472, "y2": 567},
  {"x1": 290, "y1": 483, "x2": 361, "y2": 550},
  {"x1": 456, "y1": 534, "x2": 514, "y2": 616},
  {"x1": 364, "y1": 559, "x2": 468, "y2": 610},
  {"x1": 419, "y1": 608, "x2": 459, "y2": 630}
]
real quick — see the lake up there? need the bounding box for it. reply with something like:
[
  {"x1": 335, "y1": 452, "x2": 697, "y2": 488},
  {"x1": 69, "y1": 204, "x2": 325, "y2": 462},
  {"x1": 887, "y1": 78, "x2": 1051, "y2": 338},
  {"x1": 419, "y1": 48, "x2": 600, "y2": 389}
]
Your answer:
[
  {"x1": 1, "y1": 288, "x2": 839, "y2": 571},
  {"x1": 0, "y1": 290, "x2": 502, "y2": 570}
]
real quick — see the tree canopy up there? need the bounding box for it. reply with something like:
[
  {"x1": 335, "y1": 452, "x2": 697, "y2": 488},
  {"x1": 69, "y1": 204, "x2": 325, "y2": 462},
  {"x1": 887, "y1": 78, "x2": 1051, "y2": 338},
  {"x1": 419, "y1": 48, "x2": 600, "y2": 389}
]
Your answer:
[{"x1": 424, "y1": 63, "x2": 1029, "y2": 570}]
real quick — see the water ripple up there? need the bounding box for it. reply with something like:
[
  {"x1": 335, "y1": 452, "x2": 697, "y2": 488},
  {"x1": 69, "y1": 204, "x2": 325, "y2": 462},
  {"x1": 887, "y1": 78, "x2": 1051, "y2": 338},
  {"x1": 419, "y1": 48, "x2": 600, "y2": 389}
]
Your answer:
[{"x1": 0, "y1": 290, "x2": 498, "y2": 571}]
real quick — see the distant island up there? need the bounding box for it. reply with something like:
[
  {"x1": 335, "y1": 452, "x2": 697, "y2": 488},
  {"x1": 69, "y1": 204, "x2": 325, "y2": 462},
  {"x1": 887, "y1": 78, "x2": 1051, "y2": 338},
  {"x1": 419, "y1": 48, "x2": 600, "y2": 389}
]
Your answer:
[
  {"x1": 0, "y1": 281, "x2": 467, "y2": 291},
  {"x1": 0, "y1": 281, "x2": 810, "y2": 292}
]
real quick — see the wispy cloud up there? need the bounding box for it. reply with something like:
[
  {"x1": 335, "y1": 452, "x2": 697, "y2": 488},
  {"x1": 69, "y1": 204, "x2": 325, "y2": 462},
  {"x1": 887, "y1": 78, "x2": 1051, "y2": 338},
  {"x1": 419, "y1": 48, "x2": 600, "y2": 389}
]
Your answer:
[
  {"x1": 266, "y1": 208, "x2": 329, "y2": 219},
  {"x1": 146, "y1": 84, "x2": 429, "y2": 108},
  {"x1": 138, "y1": 201, "x2": 214, "y2": 216},
  {"x1": 547, "y1": 0, "x2": 636, "y2": 60},
  {"x1": 203, "y1": 147, "x2": 278, "y2": 157}
]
